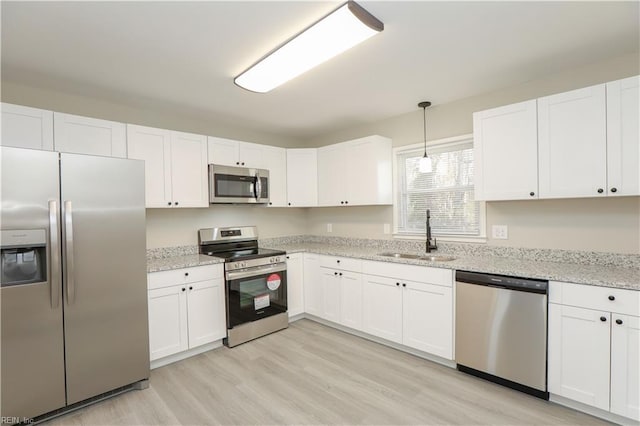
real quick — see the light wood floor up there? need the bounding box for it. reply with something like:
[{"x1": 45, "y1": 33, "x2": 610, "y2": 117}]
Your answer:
[{"x1": 47, "y1": 319, "x2": 609, "y2": 425}]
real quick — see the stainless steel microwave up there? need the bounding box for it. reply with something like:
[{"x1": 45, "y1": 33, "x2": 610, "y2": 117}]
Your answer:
[{"x1": 209, "y1": 164, "x2": 269, "y2": 204}]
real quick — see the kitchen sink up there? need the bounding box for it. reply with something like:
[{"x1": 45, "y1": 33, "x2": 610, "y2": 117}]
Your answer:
[
  {"x1": 377, "y1": 252, "x2": 422, "y2": 259},
  {"x1": 377, "y1": 252, "x2": 456, "y2": 262}
]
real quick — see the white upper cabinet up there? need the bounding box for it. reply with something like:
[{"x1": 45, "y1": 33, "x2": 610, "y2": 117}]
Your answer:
[
  {"x1": 54, "y1": 112, "x2": 127, "y2": 158},
  {"x1": 1, "y1": 103, "x2": 54, "y2": 150},
  {"x1": 473, "y1": 100, "x2": 538, "y2": 200},
  {"x1": 607, "y1": 75, "x2": 640, "y2": 197},
  {"x1": 127, "y1": 124, "x2": 208, "y2": 208},
  {"x1": 318, "y1": 135, "x2": 392, "y2": 207},
  {"x1": 286, "y1": 149, "x2": 318, "y2": 207},
  {"x1": 538, "y1": 84, "x2": 607, "y2": 198},
  {"x1": 261, "y1": 145, "x2": 287, "y2": 207}
]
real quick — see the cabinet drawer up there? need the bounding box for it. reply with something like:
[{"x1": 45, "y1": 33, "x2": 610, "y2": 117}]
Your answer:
[
  {"x1": 550, "y1": 281, "x2": 639, "y2": 316},
  {"x1": 319, "y1": 255, "x2": 362, "y2": 272},
  {"x1": 361, "y1": 260, "x2": 453, "y2": 287},
  {"x1": 148, "y1": 264, "x2": 223, "y2": 290}
]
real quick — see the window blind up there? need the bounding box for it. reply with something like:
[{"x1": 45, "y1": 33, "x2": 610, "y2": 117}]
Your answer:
[{"x1": 396, "y1": 140, "x2": 479, "y2": 236}]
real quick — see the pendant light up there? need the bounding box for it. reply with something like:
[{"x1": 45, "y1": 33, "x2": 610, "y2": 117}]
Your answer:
[{"x1": 418, "y1": 101, "x2": 432, "y2": 173}]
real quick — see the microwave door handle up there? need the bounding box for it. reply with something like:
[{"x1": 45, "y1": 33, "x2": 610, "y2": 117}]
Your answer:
[{"x1": 254, "y1": 171, "x2": 262, "y2": 201}]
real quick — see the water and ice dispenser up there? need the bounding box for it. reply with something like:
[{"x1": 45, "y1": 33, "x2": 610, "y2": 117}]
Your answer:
[{"x1": 0, "y1": 229, "x2": 47, "y2": 287}]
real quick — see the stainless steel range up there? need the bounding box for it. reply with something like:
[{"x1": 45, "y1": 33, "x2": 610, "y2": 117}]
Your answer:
[{"x1": 198, "y1": 226, "x2": 288, "y2": 347}]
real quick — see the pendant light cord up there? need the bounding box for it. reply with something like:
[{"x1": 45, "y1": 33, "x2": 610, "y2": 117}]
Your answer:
[{"x1": 423, "y1": 106, "x2": 427, "y2": 156}]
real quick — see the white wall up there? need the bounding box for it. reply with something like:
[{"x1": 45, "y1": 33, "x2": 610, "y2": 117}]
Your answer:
[
  {"x1": 145, "y1": 206, "x2": 308, "y2": 248},
  {"x1": 304, "y1": 53, "x2": 640, "y2": 254}
]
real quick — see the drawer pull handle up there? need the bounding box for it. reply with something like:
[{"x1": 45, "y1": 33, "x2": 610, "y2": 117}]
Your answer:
[
  {"x1": 615, "y1": 319, "x2": 623, "y2": 325},
  {"x1": 608, "y1": 295, "x2": 615, "y2": 301},
  {"x1": 600, "y1": 316, "x2": 607, "y2": 322}
]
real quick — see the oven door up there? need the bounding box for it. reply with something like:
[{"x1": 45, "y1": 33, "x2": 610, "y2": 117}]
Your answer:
[{"x1": 225, "y1": 263, "x2": 287, "y2": 328}]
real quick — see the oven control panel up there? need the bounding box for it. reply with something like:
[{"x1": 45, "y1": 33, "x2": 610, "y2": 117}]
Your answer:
[{"x1": 227, "y1": 255, "x2": 285, "y2": 271}]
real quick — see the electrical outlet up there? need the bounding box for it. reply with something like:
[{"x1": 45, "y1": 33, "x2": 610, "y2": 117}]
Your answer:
[
  {"x1": 327, "y1": 223, "x2": 333, "y2": 233},
  {"x1": 492, "y1": 225, "x2": 508, "y2": 240},
  {"x1": 383, "y1": 223, "x2": 391, "y2": 234}
]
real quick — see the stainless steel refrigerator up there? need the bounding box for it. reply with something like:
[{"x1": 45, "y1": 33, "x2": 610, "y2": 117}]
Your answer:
[{"x1": 1, "y1": 146, "x2": 149, "y2": 421}]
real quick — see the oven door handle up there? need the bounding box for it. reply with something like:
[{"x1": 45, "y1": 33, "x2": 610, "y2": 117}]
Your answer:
[{"x1": 226, "y1": 263, "x2": 286, "y2": 281}]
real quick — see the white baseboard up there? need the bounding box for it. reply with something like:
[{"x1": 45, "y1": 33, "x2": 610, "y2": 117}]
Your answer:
[
  {"x1": 150, "y1": 341, "x2": 223, "y2": 370},
  {"x1": 550, "y1": 394, "x2": 639, "y2": 426}
]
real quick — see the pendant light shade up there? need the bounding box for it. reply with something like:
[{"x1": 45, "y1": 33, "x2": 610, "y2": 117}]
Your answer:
[
  {"x1": 235, "y1": 1, "x2": 384, "y2": 93},
  {"x1": 418, "y1": 101, "x2": 432, "y2": 173}
]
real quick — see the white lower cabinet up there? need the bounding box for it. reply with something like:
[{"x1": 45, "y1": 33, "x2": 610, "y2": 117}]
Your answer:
[
  {"x1": 303, "y1": 254, "x2": 323, "y2": 317},
  {"x1": 362, "y1": 260, "x2": 454, "y2": 359},
  {"x1": 549, "y1": 281, "x2": 640, "y2": 422},
  {"x1": 147, "y1": 264, "x2": 225, "y2": 362},
  {"x1": 286, "y1": 253, "x2": 304, "y2": 317}
]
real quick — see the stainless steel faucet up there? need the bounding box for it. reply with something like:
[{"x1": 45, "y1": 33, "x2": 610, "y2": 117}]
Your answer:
[{"x1": 426, "y1": 209, "x2": 437, "y2": 253}]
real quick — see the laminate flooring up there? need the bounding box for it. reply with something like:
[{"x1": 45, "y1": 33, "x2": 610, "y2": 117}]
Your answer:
[{"x1": 47, "y1": 319, "x2": 610, "y2": 425}]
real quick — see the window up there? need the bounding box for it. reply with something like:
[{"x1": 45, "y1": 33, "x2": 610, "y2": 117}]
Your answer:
[{"x1": 394, "y1": 135, "x2": 484, "y2": 239}]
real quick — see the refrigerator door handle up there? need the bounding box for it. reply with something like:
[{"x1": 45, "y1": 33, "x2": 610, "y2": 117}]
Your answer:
[
  {"x1": 64, "y1": 200, "x2": 76, "y2": 305},
  {"x1": 49, "y1": 200, "x2": 61, "y2": 309}
]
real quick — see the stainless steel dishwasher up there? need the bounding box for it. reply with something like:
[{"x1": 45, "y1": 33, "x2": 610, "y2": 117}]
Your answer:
[{"x1": 455, "y1": 270, "x2": 549, "y2": 399}]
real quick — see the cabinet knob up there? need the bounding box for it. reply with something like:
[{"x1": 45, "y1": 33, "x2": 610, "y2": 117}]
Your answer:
[
  {"x1": 611, "y1": 187, "x2": 618, "y2": 193},
  {"x1": 396, "y1": 282, "x2": 400, "y2": 286},
  {"x1": 167, "y1": 202, "x2": 172, "y2": 206},
  {"x1": 334, "y1": 272, "x2": 338, "y2": 276},
  {"x1": 597, "y1": 188, "x2": 604, "y2": 194},
  {"x1": 286, "y1": 256, "x2": 290, "y2": 259},
  {"x1": 529, "y1": 192, "x2": 535, "y2": 197},
  {"x1": 288, "y1": 202, "x2": 291, "y2": 206},
  {"x1": 608, "y1": 295, "x2": 615, "y2": 301},
  {"x1": 402, "y1": 283, "x2": 406, "y2": 287},
  {"x1": 175, "y1": 201, "x2": 179, "y2": 206},
  {"x1": 241, "y1": 162, "x2": 245, "y2": 166},
  {"x1": 339, "y1": 272, "x2": 343, "y2": 276},
  {"x1": 600, "y1": 316, "x2": 607, "y2": 322},
  {"x1": 340, "y1": 201, "x2": 344, "y2": 205},
  {"x1": 269, "y1": 202, "x2": 273, "y2": 205},
  {"x1": 182, "y1": 288, "x2": 186, "y2": 292},
  {"x1": 345, "y1": 201, "x2": 349, "y2": 204},
  {"x1": 189, "y1": 286, "x2": 193, "y2": 290},
  {"x1": 236, "y1": 162, "x2": 240, "y2": 165},
  {"x1": 336, "y1": 260, "x2": 340, "y2": 263},
  {"x1": 185, "y1": 272, "x2": 189, "y2": 276},
  {"x1": 616, "y1": 319, "x2": 623, "y2": 325}
]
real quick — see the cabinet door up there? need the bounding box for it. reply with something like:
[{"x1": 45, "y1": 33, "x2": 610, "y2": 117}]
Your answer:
[
  {"x1": 402, "y1": 281, "x2": 453, "y2": 359},
  {"x1": 362, "y1": 275, "x2": 403, "y2": 344},
  {"x1": 207, "y1": 136, "x2": 239, "y2": 166},
  {"x1": 239, "y1": 142, "x2": 265, "y2": 168},
  {"x1": 303, "y1": 254, "x2": 323, "y2": 317},
  {"x1": 320, "y1": 268, "x2": 341, "y2": 323},
  {"x1": 170, "y1": 131, "x2": 208, "y2": 207},
  {"x1": 148, "y1": 286, "x2": 188, "y2": 361},
  {"x1": 53, "y1": 112, "x2": 126, "y2": 158},
  {"x1": 186, "y1": 279, "x2": 226, "y2": 349},
  {"x1": 317, "y1": 144, "x2": 346, "y2": 206},
  {"x1": 340, "y1": 271, "x2": 363, "y2": 331},
  {"x1": 345, "y1": 136, "x2": 392, "y2": 206},
  {"x1": 263, "y1": 146, "x2": 287, "y2": 207},
  {"x1": 286, "y1": 149, "x2": 318, "y2": 207},
  {"x1": 1, "y1": 103, "x2": 54, "y2": 150},
  {"x1": 538, "y1": 84, "x2": 607, "y2": 198},
  {"x1": 548, "y1": 304, "x2": 611, "y2": 411},
  {"x1": 607, "y1": 76, "x2": 640, "y2": 197},
  {"x1": 286, "y1": 254, "x2": 305, "y2": 317},
  {"x1": 473, "y1": 100, "x2": 538, "y2": 200},
  {"x1": 126, "y1": 124, "x2": 172, "y2": 208},
  {"x1": 611, "y1": 314, "x2": 640, "y2": 421}
]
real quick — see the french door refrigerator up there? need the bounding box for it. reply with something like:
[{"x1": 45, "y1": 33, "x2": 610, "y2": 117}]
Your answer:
[{"x1": 0, "y1": 146, "x2": 149, "y2": 421}]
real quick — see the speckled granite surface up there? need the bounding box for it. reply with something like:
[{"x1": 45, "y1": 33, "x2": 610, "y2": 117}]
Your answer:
[
  {"x1": 146, "y1": 246, "x2": 223, "y2": 273},
  {"x1": 260, "y1": 236, "x2": 639, "y2": 291},
  {"x1": 146, "y1": 236, "x2": 639, "y2": 290}
]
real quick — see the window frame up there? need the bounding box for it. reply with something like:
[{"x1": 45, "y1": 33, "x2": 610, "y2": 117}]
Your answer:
[{"x1": 392, "y1": 133, "x2": 487, "y2": 243}]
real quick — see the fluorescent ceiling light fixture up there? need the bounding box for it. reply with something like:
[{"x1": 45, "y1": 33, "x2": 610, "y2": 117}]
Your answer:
[{"x1": 234, "y1": 1, "x2": 383, "y2": 93}]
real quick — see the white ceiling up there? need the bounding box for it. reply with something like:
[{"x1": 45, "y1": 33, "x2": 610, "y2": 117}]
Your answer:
[{"x1": 2, "y1": 1, "x2": 638, "y2": 140}]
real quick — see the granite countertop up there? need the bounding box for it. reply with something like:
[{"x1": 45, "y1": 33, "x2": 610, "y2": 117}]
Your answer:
[
  {"x1": 266, "y1": 242, "x2": 639, "y2": 291},
  {"x1": 147, "y1": 254, "x2": 224, "y2": 273}
]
